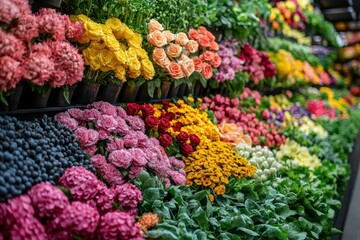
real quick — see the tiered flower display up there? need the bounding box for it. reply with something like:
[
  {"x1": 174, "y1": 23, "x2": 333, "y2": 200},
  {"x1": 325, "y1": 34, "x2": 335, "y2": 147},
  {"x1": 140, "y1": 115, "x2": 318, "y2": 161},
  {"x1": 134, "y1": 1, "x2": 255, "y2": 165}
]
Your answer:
[
  {"x1": 73, "y1": 15, "x2": 155, "y2": 82},
  {"x1": 269, "y1": 0, "x2": 307, "y2": 30}
]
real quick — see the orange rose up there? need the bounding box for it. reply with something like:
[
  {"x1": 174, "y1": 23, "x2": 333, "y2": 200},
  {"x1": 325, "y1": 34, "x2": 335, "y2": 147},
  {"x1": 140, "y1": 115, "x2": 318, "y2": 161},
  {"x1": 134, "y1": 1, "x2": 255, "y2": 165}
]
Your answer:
[
  {"x1": 166, "y1": 43, "x2": 182, "y2": 58},
  {"x1": 147, "y1": 30, "x2": 167, "y2": 47},
  {"x1": 209, "y1": 41, "x2": 219, "y2": 51},
  {"x1": 211, "y1": 54, "x2": 221, "y2": 68},
  {"x1": 202, "y1": 51, "x2": 214, "y2": 62},
  {"x1": 148, "y1": 19, "x2": 164, "y2": 33},
  {"x1": 198, "y1": 26, "x2": 207, "y2": 34},
  {"x1": 205, "y1": 30, "x2": 215, "y2": 41},
  {"x1": 178, "y1": 54, "x2": 190, "y2": 63},
  {"x1": 188, "y1": 28, "x2": 199, "y2": 40},
  {"x1": 192, "y1": 57, "x2": 203, "y2": 72},
  {"x1": 175, "y1": 32, "x2": 189, "y2": 46},
  {"x1": 198, "y1": 35, "x2": 210, "y2": 48},
  {"x1": 167, "y1": 61, "x2": 185, "y2": 79},
  {"x1": 180, "y1": 59, "x2": 195, "y2": 77},
  {"x1": 153, "y1": 48, "x2": 170, "y2": 68},
  {"x1": 202, "y1": 62, "x2": 213, "y2": 79},
  {"x1": 185, "y1": 40, "x2": 199, "y2": 53},
  {"x1": 163, "y1": 30, "x2": 176, "y2": 43}
]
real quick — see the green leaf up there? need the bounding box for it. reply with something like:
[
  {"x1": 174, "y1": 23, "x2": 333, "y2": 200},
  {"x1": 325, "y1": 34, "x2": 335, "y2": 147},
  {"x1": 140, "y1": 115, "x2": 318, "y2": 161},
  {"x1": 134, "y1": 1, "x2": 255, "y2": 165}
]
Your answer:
[
  {"x1": 145, "y1": 223, "x2": 179, "y2": 240},
  {"x1": 174, "y1": 78, "x2": 183, "y2": 88},
  {"x1": 147, "y1": 81, "x2": 156, "y2": 98},
  {"x1": 193, "y1": 208, "x2": 208, "y2": 229},
  {"x1": 192, "y1": 190, "x2": 208, "y2": 201},
  {"x1": 143, "y1": 188, "x2": 160, "y2": 203},
  {"x1": 237, "y1": 227, "x2": 259, "y2": 237},
  {"x1": 0, "y1": 92, "x2": 8, "y2": 107},
  {"x1": 57, "y1": 186, "x2": 73, "y2": 201}
]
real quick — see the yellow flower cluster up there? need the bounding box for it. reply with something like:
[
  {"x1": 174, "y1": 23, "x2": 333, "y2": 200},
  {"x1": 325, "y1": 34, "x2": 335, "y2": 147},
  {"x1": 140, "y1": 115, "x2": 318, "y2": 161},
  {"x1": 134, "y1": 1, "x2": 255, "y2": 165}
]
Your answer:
[
  {"x1": 152, "y1": 100, "x2": 256, "y2": 194},
  {"x1": 71, "y1": 15, "x2": 155, "y2": 82},
  {"x1": 320, "y1": 87, "x2": 349, "y2": 116},
  {"x1": 266, "y1": 94, "x2": 292, "y2": 111},
  {"x1": 269, "y1": 50, "x2": 296, "y2": 83},
  {"x1": 277, "y1": 139, "x2": 321, "y2": 170},
  {"x1": 282, "y1": 25, "x2": 311, "y2": 45},
  {"x1": 185, "y1": 141, "x2": 256, "y2": 195},
  {"x1": 298, "y1": 116, "x2": 328, "y2": 138}
]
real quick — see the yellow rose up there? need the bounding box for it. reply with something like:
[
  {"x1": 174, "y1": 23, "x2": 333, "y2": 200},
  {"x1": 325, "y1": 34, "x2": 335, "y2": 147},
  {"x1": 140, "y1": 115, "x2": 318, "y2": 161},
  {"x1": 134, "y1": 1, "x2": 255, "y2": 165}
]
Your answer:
[
  {"x1": 73, "y1": 14, "x2": 91, "y2": 23},
  {"x1": 127, "y1": 58, "x2": 141, "y2": 72},
  {"x1": 82, "y1": 47, "x2": 99, "y2": 65},
  {"x1": 105, "y1": 18, "x2": 123, "y2": 32},
  {"x1": 100, "y1": 66, "x2": 112, "y2": 72},
  {"x1": 98, "y1": 49, "x2": 114, "y2": 69},
  {"x1": 113, "y1": 23, "x2": 126, "y2": 40},
  {"x1": 114, "y1": 49, "x2": 127, "y2": 65},
  {"x1": 126, "y1": 47, "x2": 138, "y2": 59},
  {"x1": 128, "y1": 33, "x2": 143, "y2": 48},
  {"x1": 89, "y1": 56, "x2": 101, "y2": 71},
  {"x1": 89, "y1": 41, "x2": 106, "y2": 50},
  {"x1": 84, "y1": 21, "x2": 104, "y2": 41},
  {"x1": 101, "y1": 24, "x2": 113, "y2": 35},
  {"x1": 115, "y1": 66, "x2": 126, "y2": 82},
  {"x1": 103, "y1": 35, "x2": 120, "y2": 51},
  {"x1": 135, "y1": 48, "x2": 149, "y2": 60},
  {"x1": 141, "y1": 59, "x2": 155, "y2": 80},
  {"x1": 123, "y1": 26, "x2": 135, "y2": 40},
  {"x1": 128, "y1": 69, "x2": 141, "y2": 79}
]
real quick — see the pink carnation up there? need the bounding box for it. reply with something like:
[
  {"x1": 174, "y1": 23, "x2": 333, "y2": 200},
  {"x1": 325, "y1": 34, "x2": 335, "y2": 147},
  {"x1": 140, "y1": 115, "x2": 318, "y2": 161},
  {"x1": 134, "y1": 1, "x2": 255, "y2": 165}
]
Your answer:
[
  {"x1": 127, "y1": 116, "x2": 145, "y2": 132},
  {"x1": 108, "y1": 150, "x2": 133, "y2": 169},
  {"x1": 106, "y1": 138, "x2": 125, "y2": 152},
  {"x1": 58, "y1": 167, "x2": 100, "y2": 201},
  {"x1": 98, "y1": 129, "x2": 112, "y2": 140},
  {"x1": 57, "y1": 116, "x2": 78, "y2": 130},
  {"x1": 75, "y1": 127, "x2": 99, "y2": 147},
  {"x1": 128, "y1": 148, "x2": 147, "y2": 167},
  {"x1": 0, "y1": 30, "x2": 25, "y2": 60},
  {"x1": 83, "y1": 145, "x2": 97, "y2": 156},
  {"x1": 117, "y1": 106, "x2": 128, "y2": 119},
  {"x1": 0, "y1": 56, "x2": 23, "y2": 92},
  {"x1": 27, "y1": 182, "x2": 69, "y2": 219},
  {"x1": 97, "y1": 211, "x2": 142, "y2": 240},
  {"x1": 115, "y1": 117, "x2": 129, "y2": 136},
  {"x1": 114, "y1": 183, "x2": 142, "y2": 209},
  {"x1": 169, "y1": 157, "x2": 185, "y2": 169},
  {"x1": 90, "y1": 101, "x2": 118, "y2": 116},
  {"x1": 128, "y1": 165, "x2": 145, "y2": 179},
  {"x1": 168, "y1": 170, "x2": 186, "y2": 185},
  {"x1": 83, "y1": 108, "x2": 101, "y2": 121},
  {"x1": 100, "y1": 163, "x2": 124, "y2": 186},
  {"x1": 10, "y1": 14, "x2": 39, "y2": 42},
  {"x1": 54, "y1": 112, "x2": 70, "y2": 122},
  {"x1": 91, "y1": 154, "x2": 107, "y2": 169},
  {"x1": 96, "y1": 115, "x2": 118, "y2": 132},
  {"x1": 67, "y1": 108, "x2": 84, "y2": 120},
  {"x1": 123, "y1": 132, "x2": 140, "y2": 148}
]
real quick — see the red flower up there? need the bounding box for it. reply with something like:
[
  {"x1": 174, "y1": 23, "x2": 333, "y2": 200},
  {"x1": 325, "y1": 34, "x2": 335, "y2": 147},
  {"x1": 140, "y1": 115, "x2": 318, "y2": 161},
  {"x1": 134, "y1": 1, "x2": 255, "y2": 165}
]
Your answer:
[
  {"x1": 163, "y1": 112, "x2": 176, "y2": 121},
  {"x1": 172, "y1": 122, "x2": 183, "y2": 132},
  {"x1": 181, "y1": 143, "x2": 193, "y2": 156},
  {"x1": 162, "y1": 100, "x2": 171, "y2": 110},
  {"x1": 141, "y1": 104, "x2": 155, "y2": 117},
  {"x1": 189, "y1": 134, "x2": 200, "y2": 147},
  {"x1": 159, "y1": 134, "x2": 173, "y2": 147},
  {"x1": 176, "y1": 132, "x2": 189, "y2": 143},
  {"x1": 158, "y1": 118, "x2": 171, "y2": 133},
  {"x1": 144, "y1": 115, "x2": 159, "y2": 129},
  {"x1": 126, "y1": 103, "x2": 141, "y2": 116}
]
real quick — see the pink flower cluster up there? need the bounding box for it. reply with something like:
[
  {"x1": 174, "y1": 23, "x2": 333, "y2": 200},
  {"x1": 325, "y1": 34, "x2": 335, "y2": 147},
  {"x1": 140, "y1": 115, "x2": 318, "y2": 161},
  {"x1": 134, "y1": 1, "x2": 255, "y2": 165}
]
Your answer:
[
  {"x1": 239, "y1": 44, "x2": 276, "y2": 84},
  {"x1": 55, "y1": 101, "x2": 186, "y2": 186},
  {"x1": 306, "y1": 100, "x2": 336, "y2": 119},
  {"x1": 202, "y1": 94, "x2": 286, "y2": 148},
  {"x1": 0, "y1": 167, "x2": 143, "y2": 239},
  {"x1": 0, "y1": 0, "x2": 84, "y2": 92},
  {"x1": 216, "y1": 37, "x2": 244, "y2": 82}
]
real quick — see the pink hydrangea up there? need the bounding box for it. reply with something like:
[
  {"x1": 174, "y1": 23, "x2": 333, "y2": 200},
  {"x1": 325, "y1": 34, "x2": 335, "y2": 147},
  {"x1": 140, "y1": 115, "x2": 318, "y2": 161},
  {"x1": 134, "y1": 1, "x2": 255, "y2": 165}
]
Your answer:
[
  {"x1": 97, "y1": 211, "x2": 142, "y2": 240},
  {"x1": 108, "y1": 150, "x2": 133, "y2": 169},
  {"x1": 9, "y1": 215, "x2": 47, "y2": 240},
  {"x1": 106, "y1": 138, "x2": 125, "y2": 152},
  {"x1": 96, "y1": 115, "x2": 118, "y2": 132},
  {"x1": 46, "y1": 229, "x2": 72, "y2": 240},
  {"x1": 123, "y1": 208, "x2": 138, "y2": 218},
  {"x1": 66, "y1": 21, "x2": 84, "y2": 41},
  {"x1": 83, "y1": 108, "x2": 101, "y2": 121},
  {"x1": 0, "y1": 56, "x2": 23, "y2": 92},
  {"x1": 5, "y1": 195, "x2": 34, "y2": 226},
  {"x1": 27, "y1": 182, "x2": 70, "y2": 219},
  {"x1": 127, "y1": 116, "x2": 145, "y2": 132},
  {"x1": 90, "y1": 101, "x2": 118, "y2": 116},
  {"x1": 37, "y1": 8, "x2": 67, "y2": 41},
  {"x1": 113, "y1": 183, "x2": 142, "y2": 209},
  {"x1": 128, "y1": 148, "x2": 146, "y2": 167},
  {"x1": 0, "y1": 0, "x2": 20, "y2": 24},
  {"x1": 11, "y1": 0, "x2": 32, "y2": 15},
  {"x1": 23, "y1": 51, "x2": 54, "y2": 87},
  {"x1": 75, "y1": 127, "x2": 99, "y2": 147},
  {"x1": 100, "y1": 163, "x2": 124, "y2": 186},
  {"x1": 0, "y1": 30, "x2": 25, "y2": 60},
  {"x1": 48, "y1": 201, "x2": 99, "y2": 237},
  {"x1": 10, "y1": 14, "x2": 39, "y2": 42},
  {"x1": 58, "y1": 167, "x2": 100, "y2": 201},
  {"x1": 94, "y1": 185, "x2": 115, "y2": 214}
]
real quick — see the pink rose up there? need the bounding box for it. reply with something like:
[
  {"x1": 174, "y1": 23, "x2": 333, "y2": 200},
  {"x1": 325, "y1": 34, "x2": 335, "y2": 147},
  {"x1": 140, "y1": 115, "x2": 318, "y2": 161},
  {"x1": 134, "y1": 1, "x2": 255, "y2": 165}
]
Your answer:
[{"x1": 108, "y1": 150, "x2": 133, "y2": 169}]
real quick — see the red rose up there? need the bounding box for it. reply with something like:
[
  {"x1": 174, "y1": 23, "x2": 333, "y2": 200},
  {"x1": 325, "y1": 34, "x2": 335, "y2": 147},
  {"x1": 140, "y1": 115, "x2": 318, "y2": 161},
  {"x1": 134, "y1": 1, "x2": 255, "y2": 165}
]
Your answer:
[
  {"x1": 163, "y1": 112, "x2": 176, "y2": 121},
  {"x1": 189, "y1": 134, "x2": 200, "y2": 147},
  {"x1": 159, "y1": 134, "x2": 173, "y2": 147},
  {"x1": 144, "y1": 115, "x2": 159, "y2": 129},
  {"x1": 126, "y1": 103, "x2": 141, "y2": 116},
  {"x1": 176, "y1": 132, "x2": 189, "y2": 143},
  {"x1": 162, "y1": 100, "x2": 171, "y2": 110},
  {"x1": 181, "y1": 143, "x2": 193, "y2": 156},
  {"x1": 158, "y1": 118, "x2": 171, "y2": 133},
  {"x1": 172, "y1": 122, "x2": 183, "y2": 132},
  {"x1": 141, "y1": 104, "x2": 155, "y2": 117}
]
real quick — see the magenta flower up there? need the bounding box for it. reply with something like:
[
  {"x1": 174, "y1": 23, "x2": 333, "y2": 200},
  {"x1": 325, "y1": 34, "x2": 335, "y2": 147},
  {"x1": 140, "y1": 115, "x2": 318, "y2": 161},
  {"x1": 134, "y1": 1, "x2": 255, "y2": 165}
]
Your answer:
[
  {"x1": 106, "y1": 138, "x2": 125, "y2": 153},
  {"x1": 114, "y1": 183, "x2": 142, "y2": 209},
  {"x1": 108, "y1": 150, "x2": 133, "y2": 169},
  {"x1": 129, "y1": 148, "x2": 147, "y2": 167},
  {"x1": 5, "y1": 195, "x2": 34, "y2": 226},
  {"x1": 100, "y1": 163, "x2": 124, "y2": 186},
  {"x1": 9, "y1": 215, "x2": 47, "y2": 239},
  {"x1": 128, "y1": 165, "x2": 145, "y2": 179},
  {"x1": 0, "y1": 56, "x2": 23, "y2": 92},
  {"x1": 94, "y1": 185, "x2": 115, "y2": 214},
  {"x1": 91, "y1": 154, "x2": 107, "y2": 169}
]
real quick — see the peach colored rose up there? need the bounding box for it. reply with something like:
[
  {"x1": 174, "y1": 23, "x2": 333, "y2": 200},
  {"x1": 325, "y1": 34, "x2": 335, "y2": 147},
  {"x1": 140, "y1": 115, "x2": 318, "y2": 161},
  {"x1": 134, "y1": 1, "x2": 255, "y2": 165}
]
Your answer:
[
  {"x1": 205, "y1": 31, "x2": 215, "y2": 41},
  {"x1": 198, "y1": 35, "x2": 210, "y2": 48},
  {"x1": 185, "y1": 40, "x2": 199, "y2": 53},
  {"x1": 167, "y1": 61, "x2": 185, "y2": 79},
  {"x1": 209, "y1": 41, "x2": 219, "y2": 51},
  {"x1": 178, "y1": 54, "x2": 190, "y2": 63},
  {"x1": 188, "y1": 28, "x2": 199, "y2": 40},
  {"x1": 218, "y1": 121, "x2": 252, "y2": 147},
  {"x1": 202, "y1": 62, "x2": 213, "y2": 79},
  {"x1": 180, "y1": 59, "x2": 195, "y2": 77},
  {"x1": 166, "y1": 43, "x2": 182, "y2": 58},
  {"x1": 147, "y1": 30, "x2": 167, "y2": 47},
  {"x1": 211, "y1": 54, "x2": 221, "y2": 68},
  {"x1": 148, "y1": 19, "x2": 164, "y2": 33},
  {"x1": 163, "y1": 30, "x2": 176, "y2": 43},
  {"x1": 192, "y1": 57, "x2": 203, "y2": 72},
  {"x1": 153, "y1": 48, "x2": 170, "y2": 68},
  {"x1": 175, "y1": 32, "x2": 189, "y2": 46},
  {"x1": 198, "y1": 26, "x2": 207, "y2": 34},
  {"x1": 202, "y1": 51, "x2": 215, "y2": 62}
]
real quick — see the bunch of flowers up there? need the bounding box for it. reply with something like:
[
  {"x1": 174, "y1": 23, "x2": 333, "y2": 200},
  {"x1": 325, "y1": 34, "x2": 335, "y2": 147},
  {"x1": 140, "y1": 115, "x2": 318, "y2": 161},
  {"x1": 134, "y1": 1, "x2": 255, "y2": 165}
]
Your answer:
[
  {"x1": 269, "y1": 0, "x2": 307, "y2": 30},
  {"x1": 217, "y1": 121, "x2": 252, "y2": 147},
  {"x1": 264, "y1": 92, "x2": 293, "y2": 111},
  {"x1": 303, "y1": 61, "x2": 320, "y2": 85},
  {"x1": 144, "y1": 99, "x2": 256, "y2": 194},
  {"x1": 0, "y1": 167, "x2": 143, "y2": 239},
  {"x1": 238, "y1": 87, "x2": 263, "y2": 112},
  {"x1": 215, "y1": 37, "x2": 244, "y2": 82},
  {"x1": 320, "y1": 87, "x2": 350, "y2": 116},
  {"x1": 239, "y1": 44, "x2": 276, "y2": 84},
  {"x1": 0, "y1": 1, "x2": 84, "y2": 95},
  {"x1": 235, "y1": 144, "x2": 283, "y2": 181},
  {"x1": 277, "y1": 139, "x2": 321, "y2": 170},
  {"x1": 297, "y1": 116, "x2": 329, "y2": 139},
  {"x1": 147, "y1": 19, "x2": 221, "y2": 80},
  {"x1": 202, "y1": 95, "x2": 286, "y2": 148},
  {"x1": 126, "y1": 101, "x2": 201, "y2": 159},
  {"x1": 269, "y1": 50, "x2": 297, "y2": 84},
  {"x1": 55, "y1": 101, "x2": 186, "y2": 186},
  {"x1": 73, "y1": 15, "x2": 155, "y2": 82},
  {"x1": 137, "y1": 213, "x2": 159, "y2": 234},
  {"x1": 306, "y1": 99, "x2": 336, "y2": 119}
]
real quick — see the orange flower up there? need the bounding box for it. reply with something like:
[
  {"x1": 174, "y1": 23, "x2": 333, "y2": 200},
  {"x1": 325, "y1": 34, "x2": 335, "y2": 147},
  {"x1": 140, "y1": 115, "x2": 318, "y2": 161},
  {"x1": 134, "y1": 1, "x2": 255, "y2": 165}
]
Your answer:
[
  {"x1": 218, "y1": 121, "x2": 252, "y2": 147},
  {"x1": 198, "y1": 26, "x2": 207, "y2": 34},
  {"x1": 198, "y1": 35, "x2": 210, "y2": 48},
  {"x1": 188, "y1": 28, "x2": 199, "y2": 40},
  {"x1": 202, "y1": 51, "x2": 215, "y2": 62},
  {"x1": 202, "y1": 62, "x2": 213, "y2": 79},
  {"x1": 192, "y1": 57, "x2": 203, "y2": 72},
  {"x1": 153, "y1": 47, "x2": 170, "y2": 68},
  {"x1": 211, "y1": 54, "x2": 221, "y2": 68},
  {"x1": 147, "y1": 30, "x2": 167, "y2": 47},
  {"x1": 167, "y1": 61, "x2": 185, "y2": 79},
  {"x1": 208, "y1": 193, "x2": 215, "y2": 202},
  {"x1": 205, "y1": 30, "x2": 215, "y2": 41},
  {"x1": 148, "y1": 19, "x2": 164, "y2": 33},
  {"x1": 185, "y1": 40, "x2": 199, "y2": 53},
  {"x1": 180, "y1": 59, "x2": 195, "y2": 77},
  {"x1": 166, "y1": 43, "x2": 182, "y2": 58},
  {"x1": 138, "y1": 213, "x2": 159, "y2": 233},
  {"x1": 209, "y1": 41, "x2": 219, "y2": 51},
  {"x1": 175, "y1": 32, "x2": 189, "y2": 46},
  {"x1": 163, "y1": 30, "x2": 176, "y2": 43}
]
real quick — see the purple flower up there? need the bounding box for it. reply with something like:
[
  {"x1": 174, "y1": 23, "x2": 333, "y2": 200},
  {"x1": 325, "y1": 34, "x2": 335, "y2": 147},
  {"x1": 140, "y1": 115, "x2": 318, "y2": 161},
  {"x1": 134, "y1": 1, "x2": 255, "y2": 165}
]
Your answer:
[
  {"x1": 114, "y1": 183, "x2": 142, "y2": 208},
  {"x1": 108, "y1": 150, "x2": 133, "y2": 169},
  {"x1": 28, "y1": 182, "x2": 69, "y2": 219}
]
